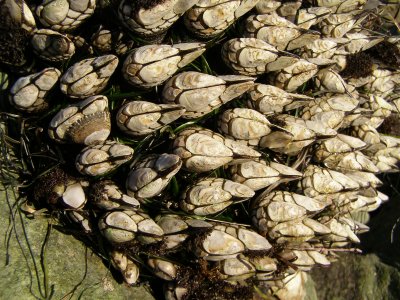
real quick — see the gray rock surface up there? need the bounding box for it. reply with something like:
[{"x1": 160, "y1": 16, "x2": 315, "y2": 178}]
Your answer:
[{"x1": 0, "y1": 188, "x2": 155, "y2": 300}]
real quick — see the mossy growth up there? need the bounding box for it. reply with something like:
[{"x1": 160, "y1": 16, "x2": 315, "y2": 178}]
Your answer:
[{"x1": 341, "y1": 52, "x2": 373, "y2": 79}]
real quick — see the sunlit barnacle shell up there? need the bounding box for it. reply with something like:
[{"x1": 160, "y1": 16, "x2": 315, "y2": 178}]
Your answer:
[
  {"x1": 98, "y1": 210, "x2": 164, "y2": 244},
  {"x1": 2, "y1": 0, "x2": 36, "y2": 33},
  {"x1": 126, "y1": 153, "x2": 182, "y2": 199},
  {"x1": 315, "y1": 151, "x2": 379, "y2": 173},
  {"x1": 148, "y1": 258, "x2": 178, "y2": 281},
  {"x1": 314, "y1": 134, "x2": 378, "y2": 173},
  {"x1": 361, "y1": 94, "x2": 394, "y2": 119},
  {"x1": 36, "y1": 0, "x2": 96, "y2": 32},
  {"x1": 229, "y1": 160, "x2": 302, "y2": 191},
  {"x1": 184, "y1": 0, "x2": 259, "y2": 39},
  {"x1": 195, "y1": 224, "x2": 272, "y2": 261},
  {"x1": 314, "y1": 68, "x2": 352, "y2": 94},
  {"x1": 172, "y1": 127, "x2": 261, "y2": 173},
  {"x1": 271, "y1": 59, "x2": 318, "y2": 92},
  {"x1": 54, "y1": 179, "x2": 88, "y2": 210},
  {"x1": 351, "y1": 124, "x2": 381, "y2": 146},
  {"x1": 319, "y1": 216, "x2": 368, "y2": 246},
  {"x1": 156, "y1": 214, "x2": 213, "y2": 249},
  {"x1": 111, "y1": 251, "x2": 140, "y2": 285},
  {"x1": 9, "y1": 67, "x2": 60, "y2": 113},
  {"x1": 309, "y1": 0, "x2": 366, "y2": 13},
  {"x1": 91, "y1": 26, "x2": 133, "y2": 55},
  {"x1": 279, "y1": 246, "x2": 331, "y2": 271},
  {"x1": 256, "y1": 0, "x2": 302, "y2": 17},
  {"x1": 48, "y1": 95, "x2": 111, "y2": 145},
  {"x1": 295, "y1": 7, "x2": 332, "y2": 29},
  {"x1": 300, "y1": 94, "x2": 359, "y2": 129},
  {"x1": 344, "y1": 171, "x2": 382, "y2": 189},
  {"x1": 243, "y1": 13, "x2": 320, "y2": 51},
  {"x1": 301, "y1": 165, "x2": 360, "y2": 198},
  {"x1": 162, "y1": 71, "x2": 255, "y2": 119},
  {"x1": 218, "y1": 254, "x2": 277, "y2": 281},
  {"x1": 301, "y1": 38, "x2": 338, "y2": 60},
  {"x1": 218, "y1": 108, "x2": 272, "y2": 146},
  {"x1": 89, "y1": 180, "x2": 140, "y2": 211},
  {"x1": 258, "y1": 115, "x2": 316, "y2": 155},
  {"x1": 255, "y1": 0, "x2": 281, "y2": 14},
  {"x1": 76, "y1": 141, "x2": 134, "y2": 176},
  {"x1": 118, "y1": 0, "x2": 197, "y2": 38},
  {"x1": 31, "y1": 29, "x2": 75, "y2": 62},
  {"x1": 318, "y1": 11, "x2": 364, "y2": 38},
  {"x1": 266, "y1": 217, "x2": 331, "y2": 244},
  {"x1": 347, "y1": 69, "x2": 397, "y2": 98},
  {"x1": 330, "y1": 192, "x2": 387, "y2": 214},
  {"x1": 122, "y1": 43, "x2": 205, "y2": 88},
  {"x1": 252, "y1": 191, "x2": 328, "y2": 230},
  {"x1": 371, "y1": 155, "x2": 400, "y2": 173},
  {"x1": 67, "y1": 210, "x2": 92, "y2": 233},
  {"x1": 180, "y1": 178, "x2": 255, "y2": 216},
  {"x1": 60, "y1": 55, "x2": 118, "y2": 98},
  {"x1": 334, "y1": 32, "x2": 384, "y2": 56},
  {"x1": 365, "y1": 136, "x2": 400, "y2": 171},
  {"x1": 246, "y1": 84, "x2": 312, "y2": 115},
  {"x1": 317, "y1": 134, "x2": 367, "y2": 154},
  {"x1": 221, "y1": 38, "x2": 299, "y2": 76},
  {"x1": 116, "y1": 101, "x2": 185, "y2": 137}
]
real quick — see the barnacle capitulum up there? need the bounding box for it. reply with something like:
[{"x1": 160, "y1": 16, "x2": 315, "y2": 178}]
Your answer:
[
  {"x1": 180, "y1": 178, "x2": 255, "y2": 215},
  {"x1": 247, "y1": 83, "x2": 313, "y2": 115},
  {"x1": 126, "y1": 153, "x2": 182, "y2": 199},
  {"x1": 162, "y1": 71, "x2": 255, "y2": 119},
  {"x1": 48, "y1": 95, "x2": 111, "y2": 145},
  {"x1": 295, "y1": 7, "x2": 332, "y2": 29},
  {"x1": 91, "y1": 26, "x2": 133, "y2": 55},
  {"x1": 111, "y1": 251, "x2": 140, "y2": 285},
  {"x1": 89, "y1": 180, "x2": 140, "y2": 211},
  {"x1": 75, "y1": 141, "x2": 134, "y2": 176},
  {"x1": 116, "y1": 101, "x2": 185, "y2": 137},
  {"x1": 148, "y1": 258, "x2": 178, "y2": 281},
  {"x1": 31, "y1": 29, "x2": 75, "y2": 62},
  {"x1": 217, "y1": 108, "x2": 272, "y2": 146},
  {"x1": 256, "y1": 0, "x2": 302, "y2": 17},
  {"x1": 218, "y1": 254, "x2": 278, "y2": 281},
  {"x1": 60, "y1": 55, "x2": 118, "y2": 98},
  {"x1": 252, "y1": 190, "x2": 330, "y2": 243},
  {"x1": 36, "y1": 0, "x2": 96, "y2": 32},
  {"x1": 194, "y1": 223, "x2": 272, "y2": 261},
  {"x1": 259, "y1": 114, "x2": 337, "y2": 156},
  {"x1": 156, "y1": 214, "x2": 213, "y2": 250},
  {"x1": 271, "y1": 59, "x2": 319, "y2": 91},
  {"x1": 318, "y1": 10, "x2": 365, "y2": 38},
  {"x1": 122, "y1": 43, "x2": 205, "y2": 88},
  {"x1": 229, "y1": 159, "x2": 302, "y2": 191},
  {"x1": 301, "y1": 165, "x2": 361, "y2": 198},
  {"x1": 98, "y1": 209, "x2": 164, "y2": 244},
  {"x1": 2, "y1": 0, "x2": 37, "y2": 33},
  {"x1": 243, "y1": 12, "x2": 320, "y2": 51},
  {"x1": 118, "y1": 0, "x2": 198, "y2": 39},
  {"x1": 172, "y1": 127, "x2": 261, "y2": 173},
  {"x1": 184, "y1": 0, "x2": 260, "y2": 39},
  {"x1": 222, "y1": 38, "x2": 299, "y2": 76},
  {"x1": 9, "y1": 67, "x2": 61, "y2": 113}
]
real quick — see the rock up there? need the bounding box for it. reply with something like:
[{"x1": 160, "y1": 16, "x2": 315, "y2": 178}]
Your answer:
[{"x1": 0, "y1": 188, "x2": 155, "y2": 300}]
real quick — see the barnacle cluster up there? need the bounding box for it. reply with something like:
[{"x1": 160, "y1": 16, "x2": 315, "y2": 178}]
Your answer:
[{"x1": 1, "y1": 0, "x2": 400, "y2": 299}]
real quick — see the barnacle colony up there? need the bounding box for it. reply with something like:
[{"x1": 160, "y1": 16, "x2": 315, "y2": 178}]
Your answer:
[{"x1": 1, "y1": 0, "x2": 400, "y2": 299}]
